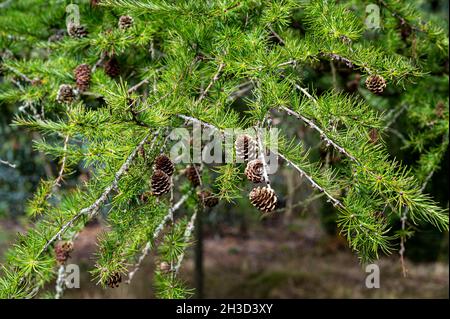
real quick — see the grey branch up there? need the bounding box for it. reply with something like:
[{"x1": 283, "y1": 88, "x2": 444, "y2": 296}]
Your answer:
[
  {"x1": 39, "y1": 130, "x2": 159, "y2": 256},
  {"x1": 280, "y1": 105, "x2": 358, "y2": 162},
  {"x1": 54, "y1": 135, "x2": 70, "y2": 187},
  {"x1": 126, "y1": 193, "x2": 189, "y2": 284},
  {"x1": 128, "y1": 79, "x2": 150, "y2": 94},
  {"x1": 254, "y1": 125, "x2": 272, "y2": 189},
  {"x1": 54, "y1": 265, "x2": 66, "y2": 299},
  {"x1": 275, "y1": 152, "x2": 343, "y2": 208},
  {"x1": 3, "y1": 64, "x2": 33, "y2": 83},
  {"x1": 174, "y1": 210, "x2": 197, "y2": 274},
  {"x1": 0, "y1": 158, "x2": 17, "y2": 168},
  {"x1": 178, "y1": 114, "x2": 343, "y2": 208}
]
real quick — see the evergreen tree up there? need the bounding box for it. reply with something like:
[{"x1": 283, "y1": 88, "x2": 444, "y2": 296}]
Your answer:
[{"x1": 0, "y1": 0, "x2": 448, "y2": 298}]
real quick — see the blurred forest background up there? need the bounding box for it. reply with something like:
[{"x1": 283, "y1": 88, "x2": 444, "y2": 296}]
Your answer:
[{"x1": 0, "y1": 0, "x2": 448, "y2": 298}]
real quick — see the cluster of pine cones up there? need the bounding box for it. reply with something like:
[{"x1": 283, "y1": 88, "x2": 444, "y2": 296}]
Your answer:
[
  {"x1": 235, "y1": 134, "x2": 278, "y2": 213},
  {"x1": 146, "y1": 154, "x2": 219, "y2": 208},
  {"x1": 58, "y1": 13, "x2": 136, "y2": 102}
]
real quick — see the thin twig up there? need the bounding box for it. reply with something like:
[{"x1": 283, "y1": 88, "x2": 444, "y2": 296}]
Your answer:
[
  {"x1": 173, "y1": 209, "x2": 197, "y2": 274},
  {"x1": 178, "y1": 114, "x2": 343, "y2": 208},
  {"x1": 385, "y1": 104, "x2": 408, "y2": 128},
  {"x1": 54, "y1": 265, "x2": 66, "y2": 299},
  {"x1": 126, "y1": 193, "x2": 189, "y2": 284},
  {"x1": 254, "y1": 125, "x2": 272, "y2": 189},
  {"x1": 196, "y1": 62, "x2": 225, "y2": 104},
  {"x1": 281, "y1": 105, "x2": 357, "y2": 162},
  {"x1": 91, "y1": 52, "x2": 106, "y2": 73},
  {"x1": 399, "y1": 208, "x2": 408, "y2": 278},
  {"x1": 127, "y1": 79, "x2": 149, "y2": 94},
  {"x1": 0, "y1": 158, "x2": 17, "y2": 168},
  {"x1": 54, "y1": 135, "x2": 69, "y2": 187},
  {"x1": 3, "y1": 64, "x2": 33, "y2": 83},
  {"x1": 268, "y1": 24, "x2": 285, "y2": 46},
  {"x1": 137, "y1": 91, "x2": 172, "y2": 113},
  {"x1": 276, "y1": 152, "x2": 343, "y2": 208}
]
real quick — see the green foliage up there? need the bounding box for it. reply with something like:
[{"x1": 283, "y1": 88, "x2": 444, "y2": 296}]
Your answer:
[{"x1": 0, "y1": 0, "x2": 448, "y2": 298}]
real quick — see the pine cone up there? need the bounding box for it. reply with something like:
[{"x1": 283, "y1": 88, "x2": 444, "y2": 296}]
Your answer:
[
  {"x1": 154, "y1": 154, "x2": 174, "y2": 176},
  {"x1": 54, "y1": 241, "x2": 74, "y2": 265},
  {"x1": 369, "y1": 128, "x2": 379, "y2": 144},
  {"x1": 365, "y1": 75, "x2": 386, "y2": 94},
  {"x1": 104, "y1": 56, "x2": 120, "y2": 78},
  {"x1": 91, "y1": 0, "x2": 101, "y2": 6},
  {"x1": 159, "y1": 261, "x2": 171, "y2": 274},
  {"x1": 185, "y1": 165, "x2": 201, "y2": 187},
  {"x1": 249, "y1": 186, "x2": 277, "y2": 213},
  {"x1": 151, "y1": 169, "x2": 171, "y2": 196},
  {"x1": 74, "y1": 64, "x2": 91, "y2": 92},
  {"x1": 118, "y1": 15, "x2": 134, "y2": 30},
  {"x1": 235, "y1": 134, "x2": 257, "y2": 161},
  {"x1": 67, "y1": 23, "x2": 88, "y2": 39},
  {"x1": 56, "y1": 84, "x2": 75, "y2": 104},
  {"x1": 198, "y1": 190, "x2": 219, "y2": 208},
  {"x1": 106, "y1": 272, "x2": 122, "y2": 288},
  {"x1": 244, "y1": 159, "x2": 264, "y2": 183}
]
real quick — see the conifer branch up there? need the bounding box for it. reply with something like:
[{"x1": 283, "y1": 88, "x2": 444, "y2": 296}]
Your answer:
[
  {"x1": 280, "y1": 105, "x2": 357, "y2": 162},
  {"x1": 39, "y1": 130, "x2": 159, "y2": 256},
  {"x1": 127, "y1": 78, "x2": 150, "y2": 94},
  {"x1": 197, "y1": 62, "x2": 225, "y2": 104},
  {"x1": 173, "y1": 210, "x2": 197, "y2": 275},
  {"x1": 54, "y1": 265, "x2": 66, "y2": 299},
  {"x1": 54, "y1": 135, "x2": 69, "y2": 187},
  {"x1": 126, "y1": 193, "x2": 189, "y2": 284},
  {"x1": 254, "y1": 125, "x2": 272, "y2": 189},
  {"x1": 3, "y1": 64, "x2": 33, "y2": 83},
  {"x1": 0, "y1": 158, "x2": 17, "y2": 168},
  {"x1": 275, "y1": 152, "x2": 343, "y2": 208}
]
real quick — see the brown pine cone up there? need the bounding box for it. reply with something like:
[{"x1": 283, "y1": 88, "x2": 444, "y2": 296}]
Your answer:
[
  {"x1": 244, "y1": 159, "x2": 264, "y2": 183},
  {"x1": 185, "y1": 165, "x2": 201, "y2": 187},
  {"x1": 249, "y1": 186, "x2": 277, "y2": 213},
  {"x1": 151, "y1": 169, "x2": 171, "y2": 196},
  {"x1": 235, "y1": 134, "x2": 257, "y2": 161},
  {"x1": 67, "y1": 23, "x2": 88, "y2": 39},
  {"x1": 74, "y1": 64, "x2": 91, "y2": 92},
  {"x1": 104, "y1": 56, "x2": 120, "y2": 78},
  {"x1": 198, "y1": 190, "x2": 219, "y2": 208},
  {"x1": 365, "y1": 75, "x2": 386, "y2": 94},
  {"x1": 106, "y1": 272, "x2": 122, "y2": 288},
  {"x1": 118, "y1": 15, "x2": 134, "y2": 30},
  {"x1": 368, "y1": 128, "x2": 379, "y2": 144},
  {"x1": 54, "y1": 241, "x2": 74, "y2": 265},
  {"x1": 154, "y1": 154, "x2": 174, "y2": 176},
  {"x1": 56, "y1": 84, "x2": 75, "y2": 104}
]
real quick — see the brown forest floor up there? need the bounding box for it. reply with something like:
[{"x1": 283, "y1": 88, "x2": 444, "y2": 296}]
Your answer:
[{"x1": 0, "y1": 218, "x2": 448, "y2": 298}]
